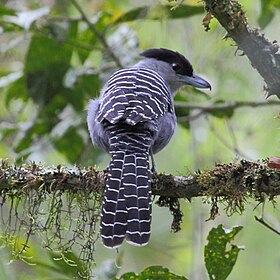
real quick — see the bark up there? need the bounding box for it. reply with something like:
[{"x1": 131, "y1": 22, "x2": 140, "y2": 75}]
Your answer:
[{"x1": 203, "y1": 0, "x2": 280, "y2": 98}]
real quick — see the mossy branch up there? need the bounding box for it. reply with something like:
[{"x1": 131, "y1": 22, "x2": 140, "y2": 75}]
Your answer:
[
  {"x1": 0, "y1": 159, "x2": 279, "y2": 268},
  {"x1": 203, "y1": 0, "x2": 280, "y2": 97},
  {"x1": 1, "y1": 159, "x2": 279, "y2": 203}
]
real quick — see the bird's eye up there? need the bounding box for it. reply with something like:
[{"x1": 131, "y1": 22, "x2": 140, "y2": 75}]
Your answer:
[{"x1": 171, "y1": 63, "x2": 181, "y2": 72}]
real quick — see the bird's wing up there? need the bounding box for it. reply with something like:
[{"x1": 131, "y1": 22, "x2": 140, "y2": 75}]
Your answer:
[{"x1": 96, "y1": 68, "x2": 173, "y2": 126}]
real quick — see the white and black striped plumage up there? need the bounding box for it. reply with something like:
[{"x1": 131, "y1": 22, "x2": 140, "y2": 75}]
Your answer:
[{"x1": 87, "y1": 48, "x2": 211, "y2": 248}]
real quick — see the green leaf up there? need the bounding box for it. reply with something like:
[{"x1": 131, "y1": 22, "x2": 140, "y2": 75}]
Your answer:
[
  {"x1": 114, "y1": 4, "x2": 204, "y2": 23},
  {"x1": 5, "y1": 76, "x2": 29, "y2": 106},
  {"x1": 47, "y1": 250, "x2": 89, "y2": 278},
  {"x1": 14, "y1": 121, "x2": 50, "y2": 153},
  {"x1": 24, "y1": 20, "x2": 77, "y2": 105},
  {"x1": 65, "y1": 69, "x2": 100, "y2": 111},
  {"x1": 0, "y1": 4, "x2": 16, "y2": 16},
  {"x1": 76, "y1": 28, "x2": 97, "y2": 63},
  {"x1": 0, "y1": 127, "x2": 17, "y2": 141},
  {"x1": 258, "y1": 0, "x2": 274, "y2": 28},
  {"x1": 115, "y1": 265, "x2": 188, "y2": 280},
  {"x1": 204, "y1": 224, "x2": 243, "y2": 280},
  {"x1": 159, "y1": 5, "x2": 205, "y2": 19},
  {"x1": 174, "y1": 92, "x2": 190, "y2": 129},
  {"x1": 257, "y1": 0, "x2": 280, "y2": 28},
  {"x1": 54, "y1": 126, "x2": 84, "y2": 163},
  {"x1": 114, "y1": 6, "x2": 149, "y2": 23}
]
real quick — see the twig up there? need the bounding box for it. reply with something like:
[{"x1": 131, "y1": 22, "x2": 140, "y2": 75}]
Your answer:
[
  {"x1": 255, "y1": 216, "x2": 280, "y2": 236},
  {"x1": 70, "y1": 0, "x2": 123, "y2": 68},
  {"x1": 174, "y1": 100, "x2": 280, "y2": 111},
  {"x1": 206, "y1": 116, "x2": 248, "y2": 159},
  {"x1": 176, "y1": 100, "x2": 280, "y2": 122}
]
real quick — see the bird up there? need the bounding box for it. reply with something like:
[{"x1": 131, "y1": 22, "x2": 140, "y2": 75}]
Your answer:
[{"x1": 87, "y1": 48, "x2": 211, "y2": 248}]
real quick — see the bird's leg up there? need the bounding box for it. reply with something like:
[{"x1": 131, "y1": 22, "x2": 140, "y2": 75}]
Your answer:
[{"x1": 149, "y1": 148, "x2": 157, "y2": 173}]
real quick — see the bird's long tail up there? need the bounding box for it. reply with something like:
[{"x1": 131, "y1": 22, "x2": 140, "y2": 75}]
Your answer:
[{"x1": 100, "y1": 128, "x2": 152, "y2": 248}]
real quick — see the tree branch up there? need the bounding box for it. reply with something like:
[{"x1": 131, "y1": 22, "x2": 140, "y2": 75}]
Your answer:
[
  {"x1": 174, "y1": 100, "x2": 280, "y2": 111},
  {"x1": 1, "y1": 160, "x2": 279, "y2": 201},
  {"x1": 203, "y1": 0, "x2": 280, "y2": 98}
]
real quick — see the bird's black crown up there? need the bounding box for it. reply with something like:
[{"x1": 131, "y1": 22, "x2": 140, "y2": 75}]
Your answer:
[{"x1": 140, "y1": 48, "x2": 193, "y2": 76}]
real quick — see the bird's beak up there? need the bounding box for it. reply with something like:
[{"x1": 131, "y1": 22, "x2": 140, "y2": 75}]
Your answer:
[{"x1": 179, "y1": 73, "x2": 211, "y2": 90}]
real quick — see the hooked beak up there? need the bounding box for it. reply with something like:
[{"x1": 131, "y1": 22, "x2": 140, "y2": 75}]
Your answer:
[{"x1": 179, "y1": 73, "x2": 211, "y2": 90}]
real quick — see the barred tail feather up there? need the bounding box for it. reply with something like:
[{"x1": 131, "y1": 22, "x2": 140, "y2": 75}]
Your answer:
[
  {"x1": 124, "y1": 152, "x2": 151, "y2": 246},
  {"x1": 100, "y1": 150, "x2": 152, "y2": 248},
  {"x1": 101, "y1": 151, "x2": 127, "y2": 248}
]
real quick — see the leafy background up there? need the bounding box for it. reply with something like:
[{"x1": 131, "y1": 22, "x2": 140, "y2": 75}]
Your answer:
[{"x1": 0, "y1": 0, "x2": 280, "y2": 279}]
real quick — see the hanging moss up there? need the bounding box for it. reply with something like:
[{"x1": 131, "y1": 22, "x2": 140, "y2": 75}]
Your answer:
[{"x1": 0, "y1": 161, "x2": 104, "y2": 273}]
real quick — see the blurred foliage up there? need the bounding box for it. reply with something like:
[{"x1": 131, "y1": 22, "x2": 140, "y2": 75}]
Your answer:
[
  {"x1": 0, "y1": 0, "x2": 279, "y2": 279},
  {"x1": 0, "y1": 1, "x2": 207, "y2": 165},
  {"x1": 113, "y1": 5, "x2": 204, "y2": 23},
  {"x1": 258, "y1": 0, "x2": 280, "y2": 28}
]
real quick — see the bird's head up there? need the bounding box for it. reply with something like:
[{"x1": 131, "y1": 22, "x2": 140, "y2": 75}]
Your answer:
[{"x1": 138, "y1": 48, "x2": 211, "y2": 93}]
